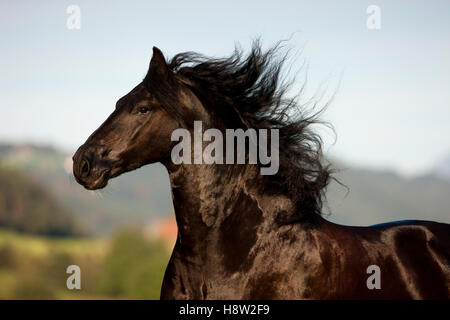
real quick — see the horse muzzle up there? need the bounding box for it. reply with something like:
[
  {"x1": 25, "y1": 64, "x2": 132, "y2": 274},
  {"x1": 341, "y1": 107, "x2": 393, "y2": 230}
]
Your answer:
[{"x1": 72, "y1": 144, "x2": 112, "y2": 190}]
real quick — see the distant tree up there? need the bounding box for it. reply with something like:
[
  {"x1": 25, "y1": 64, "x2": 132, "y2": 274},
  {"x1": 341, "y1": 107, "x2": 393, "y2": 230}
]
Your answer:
[
  {"x1": 0, "y1": 167, "x2": 82, "y2": 236},
  {"x1": 96, "y1": 229, "x2": 169, "y2": 299}
]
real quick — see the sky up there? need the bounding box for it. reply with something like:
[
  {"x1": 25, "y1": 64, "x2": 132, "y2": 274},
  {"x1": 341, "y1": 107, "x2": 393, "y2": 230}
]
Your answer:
[{"x1": 0, "y1": 0, "x2": 449, "y2": 175}]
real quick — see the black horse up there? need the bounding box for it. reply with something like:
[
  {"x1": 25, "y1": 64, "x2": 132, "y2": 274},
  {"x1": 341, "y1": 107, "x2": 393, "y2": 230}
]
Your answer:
[{"x1": 73, "y1": 42, "x2": 450, "y2": 299}]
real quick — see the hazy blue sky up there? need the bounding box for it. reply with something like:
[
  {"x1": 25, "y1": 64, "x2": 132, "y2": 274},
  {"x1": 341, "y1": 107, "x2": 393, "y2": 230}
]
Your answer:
[{"x1": 1, "y1": 0, "x2": 449, "y2": 175}]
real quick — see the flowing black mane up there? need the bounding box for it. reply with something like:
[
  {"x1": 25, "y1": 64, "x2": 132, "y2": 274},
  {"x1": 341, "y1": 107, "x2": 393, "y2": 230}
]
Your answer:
[
  {"x1": 164, "y1": 42, "x2": 332, "y2": 221},
  {"x1": 143, "y1": 41, "x2": 332, "y2": 221}
]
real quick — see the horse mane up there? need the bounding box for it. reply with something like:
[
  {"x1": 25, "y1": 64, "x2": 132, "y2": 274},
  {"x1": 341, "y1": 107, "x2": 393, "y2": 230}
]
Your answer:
[{"x1": 166, "y1": 41, "x2": 333, "y2": 222}]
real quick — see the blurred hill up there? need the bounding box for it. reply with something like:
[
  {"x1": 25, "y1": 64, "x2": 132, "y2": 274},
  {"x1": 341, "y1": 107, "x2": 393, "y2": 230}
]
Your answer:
[
  {"x1": 0, "y1": 143, "x2": 173, "y2": 235},
  {"x1": 0, "y1": 143, "x2": 449, "y2": 237},
  {"x1": 0, "y1": 166, "x2": 82, "y2": 236},
  {"x1": 428, "y1": 153, "x2": 450, "y2": 179},
  {"x1": 327, "y1": 163, "x2": 450, "y2": 225}
]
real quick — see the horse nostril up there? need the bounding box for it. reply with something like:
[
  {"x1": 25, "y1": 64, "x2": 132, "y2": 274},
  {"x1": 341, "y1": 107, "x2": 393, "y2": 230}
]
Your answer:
[{"x1": 80, "y1": 158, "x2": 91, "y2": 178}]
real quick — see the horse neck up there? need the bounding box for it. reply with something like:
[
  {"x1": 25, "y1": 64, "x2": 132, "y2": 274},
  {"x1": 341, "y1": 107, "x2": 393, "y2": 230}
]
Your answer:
[{"x1": 165, "y1": 162, "x2": 294, "y2": 258}]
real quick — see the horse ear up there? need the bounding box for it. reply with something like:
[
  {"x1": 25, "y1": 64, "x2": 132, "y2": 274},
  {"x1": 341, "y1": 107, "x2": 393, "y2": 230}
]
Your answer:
[{"x1": 148, "y1": 46, "x2": 171, "y2": 81}]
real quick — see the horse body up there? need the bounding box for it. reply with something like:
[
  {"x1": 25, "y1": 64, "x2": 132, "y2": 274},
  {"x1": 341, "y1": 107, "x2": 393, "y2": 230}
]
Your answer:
[
  {"x1": 72, "y1": 43, "x2": 450, "y2": 299},
  {"x1": 160, "y1": 163, "x2": 450, "y2": 299}
]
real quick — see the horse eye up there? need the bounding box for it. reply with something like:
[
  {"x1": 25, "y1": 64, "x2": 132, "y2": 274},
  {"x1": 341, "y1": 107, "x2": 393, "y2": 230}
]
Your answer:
[{"x1": 138, "y1": 106, "x2": 150, "y2": 114}]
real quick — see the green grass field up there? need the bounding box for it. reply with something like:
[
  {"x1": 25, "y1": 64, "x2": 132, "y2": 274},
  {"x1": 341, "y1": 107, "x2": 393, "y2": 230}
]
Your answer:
[{"x1": 0, "y1": 228, "x2": 169, "y2": 299}]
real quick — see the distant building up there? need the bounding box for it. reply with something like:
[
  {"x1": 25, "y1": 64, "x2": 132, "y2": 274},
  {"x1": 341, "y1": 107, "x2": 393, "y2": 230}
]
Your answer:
[{"x1": 145, "y1": 217, "x2": 177, "y2": 251}]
